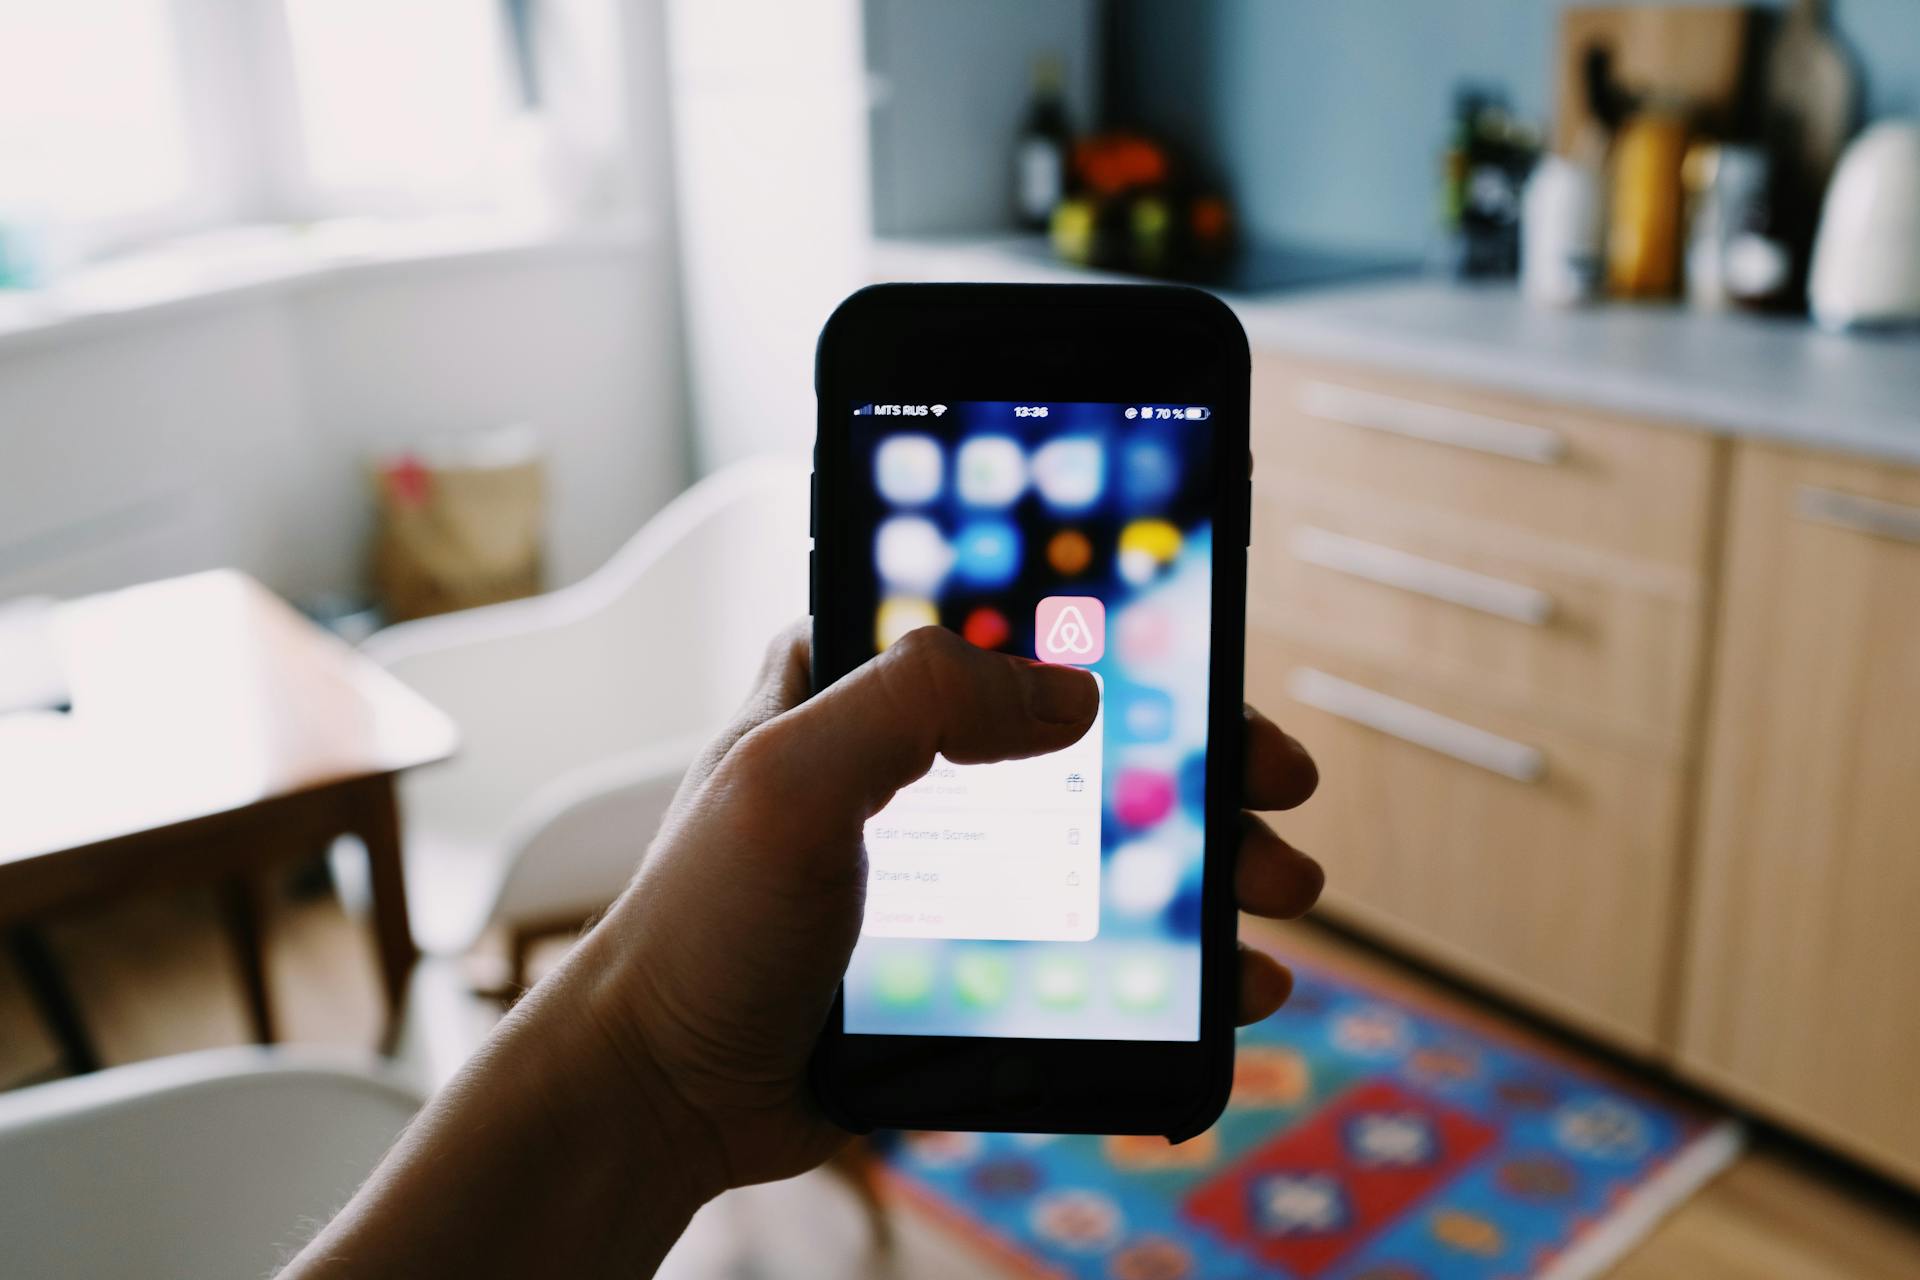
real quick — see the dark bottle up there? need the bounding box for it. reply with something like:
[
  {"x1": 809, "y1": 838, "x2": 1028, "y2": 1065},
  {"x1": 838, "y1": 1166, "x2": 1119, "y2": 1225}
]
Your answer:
[
  {"x1": 1438, "y1": 85, "x2": 1536, "y2": 279},
  {"x1": 1014, "y1": 55, "x2": 1071, "y2": 230}
]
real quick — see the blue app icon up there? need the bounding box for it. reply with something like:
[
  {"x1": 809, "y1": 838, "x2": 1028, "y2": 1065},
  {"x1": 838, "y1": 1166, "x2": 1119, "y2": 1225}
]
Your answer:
[
  {"x1": 1113, "y1": 686, "x2": 1175, "y2": 743},
  {"x1": 1119, "y1": 439, "x2": 1179, "y2": 508},
  {"x1": 953, "y1": 520, "x2": 1022, "y2": 587}
]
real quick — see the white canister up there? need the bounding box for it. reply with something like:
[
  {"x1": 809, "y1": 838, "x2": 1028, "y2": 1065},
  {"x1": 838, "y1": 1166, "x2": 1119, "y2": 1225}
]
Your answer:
[{"x1": 1522, "y1": 155, "x2": 1605, "y2": 306}]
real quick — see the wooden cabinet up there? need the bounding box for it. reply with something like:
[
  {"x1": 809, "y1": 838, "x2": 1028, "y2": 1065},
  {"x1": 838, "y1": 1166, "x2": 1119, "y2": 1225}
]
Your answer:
[
  {"x1": 1248, "y1": 354, "x2": 1920, "y2": 1186},
  {"x1": 1679, "y1": 444, "x2": 1920, "y2": 1186},
  {"x1": 1250, "y1": 355, "x2": 1723, "y2": 1050}
]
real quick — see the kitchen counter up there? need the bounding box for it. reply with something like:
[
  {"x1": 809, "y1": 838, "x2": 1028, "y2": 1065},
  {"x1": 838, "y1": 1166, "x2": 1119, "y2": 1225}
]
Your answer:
[{"x1": 868, "y1": 236, "x2": 1920, "y2": 468}]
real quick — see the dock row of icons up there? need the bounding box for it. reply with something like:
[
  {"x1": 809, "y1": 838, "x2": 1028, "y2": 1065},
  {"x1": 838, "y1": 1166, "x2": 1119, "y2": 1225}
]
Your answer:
[
  {"x1": 869, "y1": 948, "x2": 1173, "y2": 1012},
  {"x1": 1126, "y1": 406, "x2": 1209, "y2": 421}
]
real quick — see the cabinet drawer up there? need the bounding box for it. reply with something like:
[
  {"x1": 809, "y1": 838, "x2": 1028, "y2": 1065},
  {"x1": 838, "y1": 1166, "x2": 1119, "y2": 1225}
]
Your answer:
[
  {"x1": 1250, "y1": 489, "x2": 1706, "y2": 749},
  {"x1": 1250, "y1": 633, "x2": 1685, "y2": 1050},
  {"x1": 1254, "y1": 356, "x2": 1720, "y2": 573}
]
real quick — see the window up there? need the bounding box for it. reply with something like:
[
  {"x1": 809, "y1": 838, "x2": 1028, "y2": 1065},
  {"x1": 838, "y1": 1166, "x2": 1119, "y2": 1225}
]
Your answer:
[
  {"x1": 0, "y1": 0, "x2": 197, "y2": 237},
  {"x1": 283, "y1": 0, "x2": 523, "y2": 212},
  {"x1": 0, "y1": 0, "x2": 619, "y2": 272}
]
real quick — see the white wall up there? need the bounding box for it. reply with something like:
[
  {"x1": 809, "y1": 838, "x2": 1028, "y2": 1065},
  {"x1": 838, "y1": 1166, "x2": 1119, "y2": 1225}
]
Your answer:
[
  {"x1": 658, "y1": 0, "x2": 1103, "y2": 465},
  {"x1": 665, "y1": 0, "x2": 873, "y2": 469},
  {"x1": 0, "y1": 297, "x2": 306, "y2": 599},
  {"x1": 0, "y1": 241, "x2": 689, "y2": 605}
]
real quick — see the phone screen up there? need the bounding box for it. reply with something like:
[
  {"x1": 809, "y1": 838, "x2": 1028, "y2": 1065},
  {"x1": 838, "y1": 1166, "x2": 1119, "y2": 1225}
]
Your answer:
[{"x1": 842, "y1": 399, "x2": 1216, "y2": 1042}]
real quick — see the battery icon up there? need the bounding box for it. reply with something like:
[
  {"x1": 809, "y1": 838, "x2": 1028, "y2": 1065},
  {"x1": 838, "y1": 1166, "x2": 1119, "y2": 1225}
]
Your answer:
[{"x1": 1185, "y1": 407, "x2": 1209, "y2": 420}]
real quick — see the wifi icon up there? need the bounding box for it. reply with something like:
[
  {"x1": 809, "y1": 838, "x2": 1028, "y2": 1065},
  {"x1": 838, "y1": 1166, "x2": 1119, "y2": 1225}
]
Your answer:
[{"x1": 930, "y1": 404, "x2": 947, "y2": 417}]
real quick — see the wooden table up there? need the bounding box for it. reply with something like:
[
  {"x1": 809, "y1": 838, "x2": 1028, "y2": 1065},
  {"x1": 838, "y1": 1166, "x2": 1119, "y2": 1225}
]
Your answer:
[{"x1": 0, "y1": 570, "x2": 457, "y2": 1072}]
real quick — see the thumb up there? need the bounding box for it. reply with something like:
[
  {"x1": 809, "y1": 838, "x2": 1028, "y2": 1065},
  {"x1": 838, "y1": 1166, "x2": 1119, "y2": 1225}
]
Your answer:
[{"x1": 724, "y1": 625, "x2": 1099, "y2": 835}]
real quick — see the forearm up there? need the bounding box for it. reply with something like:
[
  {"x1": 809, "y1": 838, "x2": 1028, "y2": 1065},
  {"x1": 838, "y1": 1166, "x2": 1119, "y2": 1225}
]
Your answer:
[{"x1": 283, "y1": 938, "x2": 723, "y2": 1278}]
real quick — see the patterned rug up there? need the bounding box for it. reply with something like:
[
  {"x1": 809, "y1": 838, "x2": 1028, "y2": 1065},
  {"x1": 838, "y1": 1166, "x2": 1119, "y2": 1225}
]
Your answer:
[{"x1": 879, "y1": 933, "x2": 1740, "y2": 1280}]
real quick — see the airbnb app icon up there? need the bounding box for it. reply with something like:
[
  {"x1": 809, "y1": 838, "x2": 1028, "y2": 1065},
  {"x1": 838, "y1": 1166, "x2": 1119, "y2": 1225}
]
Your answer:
[{"x1": 1035, "y1": 596, "x2": 1105, "y2": 665}]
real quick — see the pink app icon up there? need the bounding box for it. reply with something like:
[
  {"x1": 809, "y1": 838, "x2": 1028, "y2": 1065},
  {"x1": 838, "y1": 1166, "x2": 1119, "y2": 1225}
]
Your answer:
[{"x1": 1035, "y1": 596, "x2": 1105, "y2": 665}]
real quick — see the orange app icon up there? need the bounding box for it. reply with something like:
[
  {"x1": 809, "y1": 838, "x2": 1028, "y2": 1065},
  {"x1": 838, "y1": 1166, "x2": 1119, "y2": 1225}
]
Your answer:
[{"x1": 1035, "y1": 596, "x2": 1105, "y2": 665}]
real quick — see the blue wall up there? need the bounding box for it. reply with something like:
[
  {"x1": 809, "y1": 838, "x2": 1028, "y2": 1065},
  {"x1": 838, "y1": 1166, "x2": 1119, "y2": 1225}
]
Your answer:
[{"x1": 1110, "y1": 0, "x2": 1920, "y2": 256}]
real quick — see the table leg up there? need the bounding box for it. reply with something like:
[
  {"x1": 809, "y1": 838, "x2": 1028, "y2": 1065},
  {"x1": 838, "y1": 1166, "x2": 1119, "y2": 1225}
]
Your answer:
[
  {"x1": 356, "y1": 776, "x2": 418, "y2": 1041},
  {"x1": 7, "y1": 924, "x2": 100, "y2": 1075},
  {"x1": 217, "y1": 874, "x2": 276, "y2": 1044}
]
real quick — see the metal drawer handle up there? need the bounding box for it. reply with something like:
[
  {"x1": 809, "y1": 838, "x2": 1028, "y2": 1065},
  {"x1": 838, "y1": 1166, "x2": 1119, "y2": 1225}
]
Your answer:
[
  {"x1": 1796, "y1": 486, "x2": 1920, "y2": 547},
  {"x1": 1298, "y1": 379, "x2": 1567, "y2": 465},
  {"x1": 1286, "y1": 667, "x2": 1546, "y2": 783},
  {"x1": 1289, "y1": 526, "x2": 1555, "y2": 626}
]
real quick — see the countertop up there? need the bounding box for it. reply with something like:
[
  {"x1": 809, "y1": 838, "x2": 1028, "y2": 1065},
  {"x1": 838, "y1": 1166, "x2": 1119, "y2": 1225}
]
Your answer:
[{"x1": 868, "y1": 236, "x2": 1920, "y2": 468}]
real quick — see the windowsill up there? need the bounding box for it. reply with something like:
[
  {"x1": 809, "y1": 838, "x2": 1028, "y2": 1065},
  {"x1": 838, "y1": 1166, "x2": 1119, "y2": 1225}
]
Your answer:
[{"x1": 0, "y1": 214, "x2": 653, "y2": 359}]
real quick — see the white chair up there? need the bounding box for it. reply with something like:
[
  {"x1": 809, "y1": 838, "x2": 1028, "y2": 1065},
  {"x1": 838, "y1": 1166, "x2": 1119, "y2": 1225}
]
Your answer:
[
  {"x1": 350, "y1": 455, "x2": 810, "y2": 1079},
  {"x1": 0, "y1": 1046, "x2": 422, "y2": 1280}
]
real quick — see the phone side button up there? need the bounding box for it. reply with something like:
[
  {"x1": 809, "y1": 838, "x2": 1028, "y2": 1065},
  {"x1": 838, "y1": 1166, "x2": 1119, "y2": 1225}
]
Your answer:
[
  {"x1": 808, "y1": 549, "x2": 815, "y2": 614},
  {"x1": 1246, "y1": 477, "x2": 1253, "y2": 546},
  {"x1": 810, "y1": 470, "x2": 817, "y2": 537},
  {"x1": 990, "y1": 1054, "x2": 1046, "y2": 1113}
]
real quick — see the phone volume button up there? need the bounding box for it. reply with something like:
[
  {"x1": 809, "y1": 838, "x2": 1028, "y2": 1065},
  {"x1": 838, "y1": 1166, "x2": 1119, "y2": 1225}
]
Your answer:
[{"x1": 809, "y1": 471, "x2": 817, "y2": 537}]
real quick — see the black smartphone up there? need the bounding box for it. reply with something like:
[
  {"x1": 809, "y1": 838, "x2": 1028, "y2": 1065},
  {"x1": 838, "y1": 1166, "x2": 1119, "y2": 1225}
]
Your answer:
[{"x1": 807, "y1": 283, "x2": 1250, "y2": 1141}]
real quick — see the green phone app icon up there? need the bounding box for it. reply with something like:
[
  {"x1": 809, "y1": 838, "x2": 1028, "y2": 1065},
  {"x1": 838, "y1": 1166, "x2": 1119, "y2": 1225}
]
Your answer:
[
  {"x1": 1033, "y1": 953, "x2": 1089, "y2": 1009},
  {"x1": 952, "y1": 950, "x2": 1013, "y2": 1008},
  {"x1": 874, "y1": 948, "x2": 935, "y2": 1007}
]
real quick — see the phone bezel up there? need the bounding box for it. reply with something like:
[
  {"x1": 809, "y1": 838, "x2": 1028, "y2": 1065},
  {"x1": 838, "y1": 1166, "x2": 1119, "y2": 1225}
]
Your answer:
[{"x1": 807, "y1": 283, "x2": 1250, "y2": 1140}]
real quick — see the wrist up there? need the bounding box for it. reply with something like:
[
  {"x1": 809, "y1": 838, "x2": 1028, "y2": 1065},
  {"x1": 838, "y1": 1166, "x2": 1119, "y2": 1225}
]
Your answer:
[
  {"x1": 526, "y1": 922, "x2": 735, "y2": 1209},
  {"x1": 286, "y1": 944, "x2": 724, "y2": 1279}
]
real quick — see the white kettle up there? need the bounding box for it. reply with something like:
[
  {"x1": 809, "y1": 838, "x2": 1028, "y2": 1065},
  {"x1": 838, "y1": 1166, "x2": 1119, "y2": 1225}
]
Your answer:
[{"x1": 1809, "y1": 120, "x2": 1920, "y2": 331}]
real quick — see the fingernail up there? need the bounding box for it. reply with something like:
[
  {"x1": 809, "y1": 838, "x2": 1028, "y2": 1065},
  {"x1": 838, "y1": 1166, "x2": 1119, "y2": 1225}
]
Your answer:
[{"x1": 1023, "y1": 662, "x2": 1099, "y2": 724}]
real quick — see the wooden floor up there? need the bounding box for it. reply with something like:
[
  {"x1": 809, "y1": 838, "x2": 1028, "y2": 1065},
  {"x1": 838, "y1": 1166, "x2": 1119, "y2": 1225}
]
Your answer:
[{"x1": 4, "y1": 886, "x2": 1916, "y2": 1277}]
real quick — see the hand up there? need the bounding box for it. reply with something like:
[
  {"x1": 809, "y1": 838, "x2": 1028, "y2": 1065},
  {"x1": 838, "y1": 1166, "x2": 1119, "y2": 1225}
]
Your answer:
[
  {"x1": 573, "y1": 623, "x2": 1323, "y2": 1196},
  {"x1": 285, "y1": 623, "x2": 1321, "y2": 1279}
]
